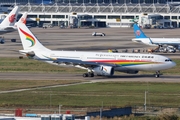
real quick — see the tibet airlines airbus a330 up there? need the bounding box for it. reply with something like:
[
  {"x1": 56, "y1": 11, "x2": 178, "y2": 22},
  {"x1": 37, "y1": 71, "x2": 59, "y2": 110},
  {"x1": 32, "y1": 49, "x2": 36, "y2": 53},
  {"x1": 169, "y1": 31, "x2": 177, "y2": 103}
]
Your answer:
[{"x1": 16, "y1": 23, "x2": 176, "y2": 78}]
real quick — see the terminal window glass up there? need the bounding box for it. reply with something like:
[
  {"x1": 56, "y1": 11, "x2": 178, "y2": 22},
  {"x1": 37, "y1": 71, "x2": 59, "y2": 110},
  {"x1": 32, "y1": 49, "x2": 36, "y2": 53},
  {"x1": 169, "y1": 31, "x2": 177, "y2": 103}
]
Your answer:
[
  {"x1": 155, "y1": 16, "x2": 163, "y2": 20},
  {"x1": 164, "y1": 16, "x2": 170, "y2": 20},
  {"x1": 52, "y1": 15, "x2": 65, "y2": 18},
  {"x1": 151, "y1": 16, "x2": 163, "y2": 20},
  {"x1": 122, "y1": 16, "x2": 134, "y2": 19},
  {"x1": 94, "y1": 15, "x2": 106, "y2": 19},
  {"x1": 108, "y1": 15, "x2": 120, "y2": 19},
  {"x1": 79, "y1": 15, "x2": 92, "y2": 19},
  {"x1": 27, "y1": 15, "x2": 37, "y2": 18},
  {"x1": 108, "y1": 23, "x2": 120, "y2": 25},
  {"x1": 172, "y1": 16, "x2": 177, "y2": 19},
  {"x1": 39, "y1": 15, "x2": 51, "y2": 18},
  {"x1": 121, "y1": 23, "x2": 129, "y2": 25}
]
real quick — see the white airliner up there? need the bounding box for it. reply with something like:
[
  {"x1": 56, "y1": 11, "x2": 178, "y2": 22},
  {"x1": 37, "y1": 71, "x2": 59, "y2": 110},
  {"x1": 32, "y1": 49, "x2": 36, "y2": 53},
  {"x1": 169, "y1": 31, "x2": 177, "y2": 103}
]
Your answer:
[
  {"x1": 0, "y1": 12, "x2": 27, "y2": 44},
  {"x1": 0, "y1": 6, "x2": 19, "y2": 34},
  {"x1": 132, "y1": 24, "x2": 180, "y2": 52},
  {"x1": 16, "y1": 23, "x2": 176, "y2": 78}
]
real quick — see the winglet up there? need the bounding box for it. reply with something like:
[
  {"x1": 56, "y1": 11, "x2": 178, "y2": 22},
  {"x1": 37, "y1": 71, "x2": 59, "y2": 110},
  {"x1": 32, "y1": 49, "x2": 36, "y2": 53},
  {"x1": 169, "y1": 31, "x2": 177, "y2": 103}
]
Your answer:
[
  {"x1": 133, "y1": 24, "x2": 148, "y2": 38},
  {"x1": 0, "y1": 6, "x2": 19, "y2": 26}
]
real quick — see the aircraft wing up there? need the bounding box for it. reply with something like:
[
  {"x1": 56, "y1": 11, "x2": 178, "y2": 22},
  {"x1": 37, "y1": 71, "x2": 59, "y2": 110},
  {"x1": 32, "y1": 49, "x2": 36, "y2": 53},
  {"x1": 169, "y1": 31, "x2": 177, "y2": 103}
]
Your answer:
[
  {"x1": 3, "y1": 27, "x2": 16, "y2": 31},
  {"x1": 53, "y1": 58, "x2": 117, "y2": 68}
]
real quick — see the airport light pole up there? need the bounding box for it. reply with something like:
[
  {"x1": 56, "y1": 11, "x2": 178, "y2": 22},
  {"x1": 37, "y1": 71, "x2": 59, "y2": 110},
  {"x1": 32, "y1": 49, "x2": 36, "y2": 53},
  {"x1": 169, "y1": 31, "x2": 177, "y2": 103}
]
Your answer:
[
  {"x1": 59, "y1": 104, "x2": 62, "y2": 115},
  {"x1": 50, "y1": 94, "x2": 52, "y2": 109},
  {"x1": 100, "y1": 101, "x2": 103, "y2": 120},
  {"x1": 144, "y1": 91, "x2": 148, "y2": 112},
  {"x1": 14, "y1": 0, "x2": 17, "y2": 6}
]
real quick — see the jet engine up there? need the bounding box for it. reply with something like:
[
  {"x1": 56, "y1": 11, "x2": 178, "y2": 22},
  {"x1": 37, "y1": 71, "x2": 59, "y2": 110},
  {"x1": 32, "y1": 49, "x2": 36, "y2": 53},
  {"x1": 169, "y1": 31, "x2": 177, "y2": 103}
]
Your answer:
[
  {"x1": 177, "y1": 45, "x2": 180, "y2": 50},
  {"x1": 0, "y1": 37, "x2": 5, "y2": 44},
  {"x1": 92, "y1": 65, "x2": 114, "y2": 76}
]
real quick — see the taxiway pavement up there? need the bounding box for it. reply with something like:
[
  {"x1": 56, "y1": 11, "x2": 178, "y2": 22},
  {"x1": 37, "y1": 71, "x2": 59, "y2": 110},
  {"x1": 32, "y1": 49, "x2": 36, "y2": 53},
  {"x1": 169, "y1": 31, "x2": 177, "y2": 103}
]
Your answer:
[
  {"x1": 0, "y1": 72, "x2": 179, "y2": 83},
  {"x1": 1, "y1": 27, "x2": 180, "y2": 58}
]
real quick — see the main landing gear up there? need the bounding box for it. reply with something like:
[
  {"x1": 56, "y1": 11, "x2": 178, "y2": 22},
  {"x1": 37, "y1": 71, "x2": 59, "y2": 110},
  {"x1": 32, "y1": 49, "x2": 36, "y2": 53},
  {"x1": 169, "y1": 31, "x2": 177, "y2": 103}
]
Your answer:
[
  {"x1": 155, "y1": 71, "x2": 160, "y2": 78},
  {"x1": 83, "y1": 72, "x2": 94, "y2": 77}
]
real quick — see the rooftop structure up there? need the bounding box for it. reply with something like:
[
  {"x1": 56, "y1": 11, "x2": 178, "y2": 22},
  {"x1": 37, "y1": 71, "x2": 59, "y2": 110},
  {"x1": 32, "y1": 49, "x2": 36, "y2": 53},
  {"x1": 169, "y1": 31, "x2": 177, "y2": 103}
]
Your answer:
[{"x1": 17, "y1": 2, "x2": 180, "y2": 13}]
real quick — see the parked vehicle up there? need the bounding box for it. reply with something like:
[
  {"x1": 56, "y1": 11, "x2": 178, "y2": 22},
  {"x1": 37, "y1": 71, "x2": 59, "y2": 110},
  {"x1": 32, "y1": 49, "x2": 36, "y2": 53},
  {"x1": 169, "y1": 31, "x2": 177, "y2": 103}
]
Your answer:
[
  {"x1": 43, "y1": 23, "x2": 53, "y2": 29},
  {"x1": 92, "y1": 32, "x2": 105, "y2": 36}
]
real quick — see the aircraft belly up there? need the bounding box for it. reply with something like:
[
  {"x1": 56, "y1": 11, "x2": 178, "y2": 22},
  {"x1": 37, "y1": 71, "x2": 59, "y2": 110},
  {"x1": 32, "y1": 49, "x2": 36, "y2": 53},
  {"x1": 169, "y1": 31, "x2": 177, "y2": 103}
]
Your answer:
[
  {"x1": 115, "y1": 64, "x2": 161, "y2": 71},
  {"x1": 114, "y1": 66, "x2": 129, "y2": 71}
]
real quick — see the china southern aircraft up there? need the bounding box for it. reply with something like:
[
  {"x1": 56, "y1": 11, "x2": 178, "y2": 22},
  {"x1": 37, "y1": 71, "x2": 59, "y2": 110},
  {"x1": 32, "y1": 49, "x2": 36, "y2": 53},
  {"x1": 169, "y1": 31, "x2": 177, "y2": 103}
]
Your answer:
[
  {"x1": 132, "y1": 24, "x2": 180, "y2": 53},
  {"x1": 0, "y1": 6, "x2": 19, "y2": 34},
  {"x1": 16, "y1": 23, "x2": 176, "y2": 78}
]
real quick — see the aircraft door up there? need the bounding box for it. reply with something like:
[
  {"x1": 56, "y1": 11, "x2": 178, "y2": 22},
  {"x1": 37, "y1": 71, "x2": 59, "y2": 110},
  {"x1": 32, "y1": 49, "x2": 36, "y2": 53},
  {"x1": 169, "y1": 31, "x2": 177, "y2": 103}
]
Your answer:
[
  {"x1": 81, "y1": 55, "x2": 86, "y2": 61},
  {"x1": 150, "y1": 56, "x2": 156, "y2": 70}
]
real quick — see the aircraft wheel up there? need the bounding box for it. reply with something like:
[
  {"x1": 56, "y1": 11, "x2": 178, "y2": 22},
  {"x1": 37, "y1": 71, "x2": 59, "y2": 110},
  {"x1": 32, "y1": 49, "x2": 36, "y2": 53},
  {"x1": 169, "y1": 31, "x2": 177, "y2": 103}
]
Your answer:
[
  {"x1": 89, "y1": 72, "x2": 94, "y2": 77},
  {"x1": 155, "y1": 74, "x2": 159, "y2": 78},
  {"x1": 155, "y1": 71, "x2": 160, "y2": 78},
  {"x1": 83, "y1": 73, "x2": 88, "y2": 77}
]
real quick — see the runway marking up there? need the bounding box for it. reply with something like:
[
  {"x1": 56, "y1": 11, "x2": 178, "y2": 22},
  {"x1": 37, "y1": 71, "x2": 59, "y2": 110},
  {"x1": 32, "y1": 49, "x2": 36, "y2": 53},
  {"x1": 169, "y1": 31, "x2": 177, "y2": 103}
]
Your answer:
[{"x1": 0, "y1": 81, "x2": 92, "y2": 94}]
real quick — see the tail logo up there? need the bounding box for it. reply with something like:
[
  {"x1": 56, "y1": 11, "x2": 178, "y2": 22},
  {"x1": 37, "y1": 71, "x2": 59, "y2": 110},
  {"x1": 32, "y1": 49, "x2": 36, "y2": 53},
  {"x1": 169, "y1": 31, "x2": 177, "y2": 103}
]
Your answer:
[
  {"x1": 21, "y1": 17, "x2": 26, "y2": 24},
  {"x1": 19, "y1": 28, "x2": 36, "y2": 47},
  {"x1": 136, "y1": 30, "x2": 141, "y2": 36},
  {"x1": 103, "y1": 67, "x2": 107, "y2": 72},
  {"x1": 9, "y1": 14, "x2": 16, "y2": 23}
]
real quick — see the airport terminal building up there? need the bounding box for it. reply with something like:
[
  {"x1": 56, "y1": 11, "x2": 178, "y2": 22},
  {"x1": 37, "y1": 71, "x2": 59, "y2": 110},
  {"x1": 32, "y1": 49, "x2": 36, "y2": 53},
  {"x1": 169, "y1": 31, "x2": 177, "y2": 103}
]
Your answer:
[{"x1": 1, "y1": 0, "x2": 180, "y2": 28}]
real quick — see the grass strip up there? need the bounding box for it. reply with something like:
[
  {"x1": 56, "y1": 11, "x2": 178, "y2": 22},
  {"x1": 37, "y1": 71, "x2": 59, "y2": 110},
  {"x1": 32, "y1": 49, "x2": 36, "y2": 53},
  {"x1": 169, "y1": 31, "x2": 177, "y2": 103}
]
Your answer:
[{"x1": 0, "y1": 82, "x2": 179, "y2": 108}]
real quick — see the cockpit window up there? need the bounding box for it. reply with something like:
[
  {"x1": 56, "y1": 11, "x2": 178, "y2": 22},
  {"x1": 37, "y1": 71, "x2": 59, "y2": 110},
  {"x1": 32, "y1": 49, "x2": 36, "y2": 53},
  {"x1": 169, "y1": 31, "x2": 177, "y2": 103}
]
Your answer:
[{"x1": 165, "y1": 59, "x2": 172, "y2": 62}]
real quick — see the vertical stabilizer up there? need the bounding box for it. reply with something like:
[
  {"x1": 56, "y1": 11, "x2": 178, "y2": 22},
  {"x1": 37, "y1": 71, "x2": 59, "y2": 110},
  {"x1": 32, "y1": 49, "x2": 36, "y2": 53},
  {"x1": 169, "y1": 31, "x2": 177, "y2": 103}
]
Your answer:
[
  {"x1": 133, "y1": 24, "x2": 148, "y2": 38},
  {"x1": 0, "y1": 6, "x2": 19, "y2": 26},
  {"x1": 14, "y1": 12, "x2": 27, "y2": 27},
  {"x1": 16, "y1": 22, "x2": 50, "y2": 51},
  {"x1": 18, "y1": 12, "x2": 27, "y2": 24}
]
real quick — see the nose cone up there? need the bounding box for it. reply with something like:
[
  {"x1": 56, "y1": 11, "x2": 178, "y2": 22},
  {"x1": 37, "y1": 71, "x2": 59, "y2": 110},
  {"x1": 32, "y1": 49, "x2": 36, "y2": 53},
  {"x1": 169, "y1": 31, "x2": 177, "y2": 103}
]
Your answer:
[
  {"x1": 166, "y1": 61, "x2": 176, "y2": 69},
  {"x1": 132, "y1": 38, "x2": 142, "y2": 43},
  {"x1": 132, "y1": 38, "x2": 136, "y2": 42},
  {"x1": 171, "y1": 61, "x2": 176, "y2": 68}
]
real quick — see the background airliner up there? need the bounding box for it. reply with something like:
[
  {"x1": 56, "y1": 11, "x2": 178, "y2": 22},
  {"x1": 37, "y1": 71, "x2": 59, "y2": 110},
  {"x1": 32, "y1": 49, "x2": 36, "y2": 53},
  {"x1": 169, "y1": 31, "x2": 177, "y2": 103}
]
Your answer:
[
  {"x1": 132, "y1": 24, "x2": 180, "y2": 53},
  {"x1": 0, "y1": 12, "x2": 27, "y2": 44},
  {"x1": 0, "y1": 6, "x2": 19, "y2": 34},
  {"x1": 15, "y1": 12, "x2": 27, "y2": 26},
  {"x1": 16, "y1": 23, "x2": 176, "y2": 78}
]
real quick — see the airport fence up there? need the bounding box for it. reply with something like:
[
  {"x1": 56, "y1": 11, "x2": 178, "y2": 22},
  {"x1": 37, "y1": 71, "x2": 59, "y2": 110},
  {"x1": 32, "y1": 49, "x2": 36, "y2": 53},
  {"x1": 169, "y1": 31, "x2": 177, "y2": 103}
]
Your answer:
[
  {"x1": 0, "y1": 106, "x2": 180, "y2": 117},
  {"x1": 132, "y1": 105, "x2": 180, "y2": 116}
]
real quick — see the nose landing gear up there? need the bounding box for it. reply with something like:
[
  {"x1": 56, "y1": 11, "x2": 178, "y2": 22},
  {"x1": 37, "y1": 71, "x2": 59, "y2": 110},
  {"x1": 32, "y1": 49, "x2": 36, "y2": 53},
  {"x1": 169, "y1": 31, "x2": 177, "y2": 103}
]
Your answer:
[{"x1": 155, "y1": 71, "x2": 160, "y2": 78}]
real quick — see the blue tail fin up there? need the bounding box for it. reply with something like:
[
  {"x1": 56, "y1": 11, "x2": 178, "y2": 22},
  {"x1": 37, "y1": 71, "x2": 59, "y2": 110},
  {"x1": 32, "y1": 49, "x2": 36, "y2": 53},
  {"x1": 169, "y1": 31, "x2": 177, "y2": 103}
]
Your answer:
[{"x1": 133, "y1": 24, "x2": 148, "y2": 38}]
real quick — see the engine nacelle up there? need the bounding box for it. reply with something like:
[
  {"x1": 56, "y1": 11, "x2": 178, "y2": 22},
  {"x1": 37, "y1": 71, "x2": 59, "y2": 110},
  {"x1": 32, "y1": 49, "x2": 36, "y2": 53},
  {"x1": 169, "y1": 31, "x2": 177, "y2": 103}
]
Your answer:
[
  {"x1": 0, "y1": 39, "x2": 5, "y2": 44},
  {"x1": 92, "y1": 66, "x2": 114, "y2": 76},
  {"x1": 123, "y1": 70, "x2": 139, "y2": 74},
  {"x1": 177, "y1": 45, "x2": 180, "y2": 50}
]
